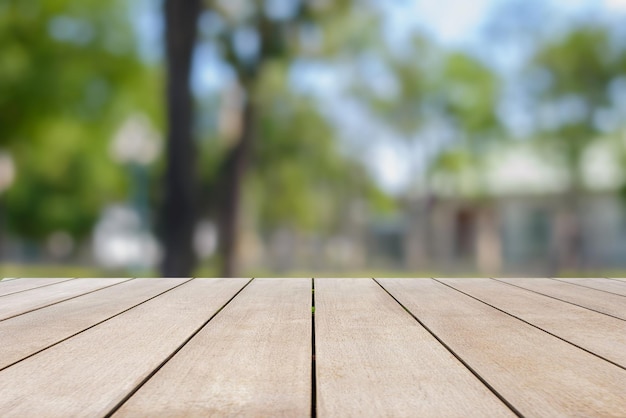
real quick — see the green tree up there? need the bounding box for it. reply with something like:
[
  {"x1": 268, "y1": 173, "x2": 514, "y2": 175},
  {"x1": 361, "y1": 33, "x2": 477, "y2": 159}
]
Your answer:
[
  {"x1": 247, "y1": 62, "x2": 392, "y2": 233},
  {"x1": 357, "y1": 38, "x2": 502, "y2": 195},
  {"x1": 193, "y1": 41, "x2": 392, "y2": 275},
  {"x1": 529, "y1": 24, "x2": 626, "y2": 270},
  {"x1": 197, "y1": 0, "x2": 377, "y2": 276},
  {"x1": 0, "y1": 0, "x2": 158, "y2": 250}
]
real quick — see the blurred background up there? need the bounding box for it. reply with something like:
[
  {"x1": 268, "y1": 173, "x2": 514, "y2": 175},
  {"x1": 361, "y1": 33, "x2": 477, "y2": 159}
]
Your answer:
[{"x1": 2, "y1": 0, "x2": 626, "y2": 278}]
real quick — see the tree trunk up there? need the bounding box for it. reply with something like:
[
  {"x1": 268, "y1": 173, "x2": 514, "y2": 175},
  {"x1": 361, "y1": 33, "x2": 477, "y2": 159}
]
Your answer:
[
  {"x1": 160, "y1": 0, "x2": 201, "y2": 277},
  {"x1": 476, "y1": 204, "x2": 502, "y2": 275},
  {"x1": 218, "y1": 96, "x2": 256, "y2": 277},
  {"x1": 554, "y1": 192, "x2": 583, "y2": 275},
  {"x1": 0, "y1": 198, "x2": 5, "y2": 263}
]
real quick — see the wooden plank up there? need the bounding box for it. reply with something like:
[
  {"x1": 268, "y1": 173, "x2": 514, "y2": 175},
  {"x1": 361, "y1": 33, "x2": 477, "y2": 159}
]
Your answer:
[
  {"x1": 0, "y1": 278, "x2": 129, "y2": 321},
  {"x1": 496, "y1": 278, "x2": 626, "y2": 320},
  {"x1": 314, "y1": 278, "x2": 514, "y2": 417},
  {"x1": 0, "y1": 278, "x2": 249, "y2": 417},
  {"x1": 0, "y1": 278, "x2": 188, "y2": 370},
  {"x1": 0, "y1": 278, "x2": 73, "y2": 297},
  {"x1": 378, "y1": 278, "x2": 626, "y2": 417},
  {"x1": 440, "y1": 278, "x2": 626, "y2": 368},
  {"x1": 553, "y1": 278, "x2": 626, "y2": 297},
  {"x1": 114, "y1": 278, "x2": 312, "y2": 418}
]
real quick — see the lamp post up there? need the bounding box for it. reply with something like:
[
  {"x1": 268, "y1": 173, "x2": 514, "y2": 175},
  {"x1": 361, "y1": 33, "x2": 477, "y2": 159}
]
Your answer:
[
  {"x1": 0, "y1": 152, "x2": 16, "y2": 262},
  {"x1": 109, "y1": 115, "x2": 161, "y2": 270}
]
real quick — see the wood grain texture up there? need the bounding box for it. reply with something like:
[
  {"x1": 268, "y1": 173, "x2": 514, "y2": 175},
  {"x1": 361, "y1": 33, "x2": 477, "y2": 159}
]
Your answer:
[
  {"x1": 114, "y1": 278, "x2": 312, "y2": 418},
  {"x1": 314, "y1": 278, "x2": 514, "y2": 418},
  {"x1": 0, "y1": 278, "x2": 188, "y2": 370},
  {"x1": 378, "y1": 278, "x2": 626, "y2": 417},
  {"x1": 0, "y1": 278, "x2": 248, "y2": 417},
  {"x1": 552, "y1": 278, "x2": 626, "y2": 297},
  {"x1": 496, "y1": 278, "x2": 626, "y2": 320},
  {"x1": 0, "y1": 278, "x2": 129, "y2": 321},
  {"x1": 440, "y1": 278, "x2": 626, "y2": 368},
  {"x1": 0, "y1": 278, "x2": 73, "y2": 297}
]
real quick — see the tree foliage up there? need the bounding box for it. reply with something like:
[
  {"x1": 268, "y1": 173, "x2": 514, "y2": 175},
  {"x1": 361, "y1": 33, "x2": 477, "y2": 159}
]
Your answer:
[
  {"x1": 353, "y1": 36, "x2": 503, "y2": 195},
  {"x1": 529, "y1": 24, "x2": 626, "y2": 181},
  {"x1": 190, "y1": 0, "x2": 391, "y2": 275},
  {"x1": 0, "y1": 0, "x2": 159, "y2": 240},
  {"x1": 251, "y1": 62, "x2": 393, "y2": 232}
]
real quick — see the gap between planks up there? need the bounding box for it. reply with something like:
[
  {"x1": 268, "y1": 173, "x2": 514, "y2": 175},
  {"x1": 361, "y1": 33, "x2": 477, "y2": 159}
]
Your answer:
[
  {"x1": 437, "y1": 279, "x2": 626, "y2": 371},
  {"x1": 550, "y1": 278, "x2": 626, "y2": 298},
  {"x1": 0, "y1": 278, "x2": 131, "y2": 322},
  {"x1": 111, "y1": 278, "x2": 311, "y2": 417},
  {"x1": 0, "y1": 279, "x2": 251, "y2": 417},
  {"x1": 378, "y1": 278, "x2": 626, "y2": 416},
  {"x1": 373, "y1": 278, "x2": 522, "y2": 417},
  {"x1": 494, "y1": 278, "x2": 626, "y2": 321},
  {"x1": 105, "y1": 278, "x2": 255, "y2": 417},
  {"x1": 315, "y1": 278, "x2": 515, "y2": 417},
  {"x1": 0, "y1": 278, "x2": 194, "y2": 371},
  {"x1": 0, "y1": 278, "x2": 75, "y2": 298}
]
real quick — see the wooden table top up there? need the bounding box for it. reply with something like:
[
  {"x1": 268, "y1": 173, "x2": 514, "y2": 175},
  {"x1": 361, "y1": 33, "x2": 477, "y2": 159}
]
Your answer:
[{"x1": 1, "y1": 277, "x2": 625, "y2": 417}]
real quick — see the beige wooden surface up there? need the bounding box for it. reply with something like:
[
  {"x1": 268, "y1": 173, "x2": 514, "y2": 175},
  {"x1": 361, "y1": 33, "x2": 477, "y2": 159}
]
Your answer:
[
  {"x1": 553, "y1": 277, "x2": 626, "y2": 297},
  {"x1": 0, "y1": 278, "x2": 187, "y2": 370},
  {"x1": 378, "y1": 278, "x2": 626, "y2": 417},
  {"x1": 1, "y1": 277, "x2": 625, "y2": 417},
  {"x1": 114, "y1": 278, "x2": 311, "y2": 418},
  {"x1": 497, "y1": 278, "x2": 626, "y2": 320},
  {"x1": 314, "y1": 278, "x2": 513, "y2": 417},
  {"x1": 440, "y1": 278, "x2": 626, "y2": 368},
  {"x1": 0, "y1": 278, "x2": 129, "y2": 321},
  {"x1": 0, "y1": 279, "x2": 248, "y2": 417},
  {"x1": 0, "y1": 278, "x2": 73, "y2": 297}
]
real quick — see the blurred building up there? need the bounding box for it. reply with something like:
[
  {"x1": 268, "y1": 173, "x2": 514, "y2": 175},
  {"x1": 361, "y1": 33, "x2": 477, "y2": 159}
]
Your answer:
[
  {"x1": 402, "y1": 191, "x2": 626, "y2": 276},
  {"x1": 397, "y1": 140, "x2": 626, "y2": 276}
]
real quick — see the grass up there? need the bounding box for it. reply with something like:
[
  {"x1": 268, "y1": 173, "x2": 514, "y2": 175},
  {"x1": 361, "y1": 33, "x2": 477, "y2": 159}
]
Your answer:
[
  {"x1": 2, "y1": 263, "x2": 624, "y2": 280},
  {"x1": 0, "y1": 263, "x2": 125, "y2": 279}
]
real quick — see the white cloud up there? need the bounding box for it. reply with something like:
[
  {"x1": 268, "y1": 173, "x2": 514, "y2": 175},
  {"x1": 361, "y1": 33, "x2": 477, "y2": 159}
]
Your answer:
[
  {"x1": 369, "y1": 140, "x2": 412, "y2": 195},
  {"x1": 412, "y1": 0, "x2": 493, "y2": 45},
  {"x1": 605, "y1": 0, "x2": 626, "y2": 11}
]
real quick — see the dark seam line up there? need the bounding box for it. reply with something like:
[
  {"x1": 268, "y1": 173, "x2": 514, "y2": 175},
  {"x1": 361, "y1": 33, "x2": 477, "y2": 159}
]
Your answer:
[
  {"x1": 103, "y1": 278, "x2": 255, "y2": 418},
  {"x1": 492, "y1": 278, "x2": 626, "y2": 322},
  {"x1": 603, "y1": 277, "x2": 626, "y2": 283},
  {"x1": 373, "y1": 278, "x2": 524, "y2": 418},
  {"x1": 311, "y1": 278, "x2": 317, "y2": 418},
  {"x1": 0, "y1": 278, "x2": 136, "y2": 323},
  {"x1": 439, "y1": 279, "x2": 626, "y2": 372},
  {"x1": 0, "y1": 278, "x2": 77, "y2": 299},
  {"x1": 549, "y1": 278, "x2": 626, "y2": 298},
  {"x1": 0, "y1": 278, "x2": 194, "y2": 373}
]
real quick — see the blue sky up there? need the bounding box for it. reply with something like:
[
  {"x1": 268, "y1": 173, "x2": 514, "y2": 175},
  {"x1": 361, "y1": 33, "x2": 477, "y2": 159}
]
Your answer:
[{"x1": 395, "y1": 0, "x2": 626, "y2": 46}]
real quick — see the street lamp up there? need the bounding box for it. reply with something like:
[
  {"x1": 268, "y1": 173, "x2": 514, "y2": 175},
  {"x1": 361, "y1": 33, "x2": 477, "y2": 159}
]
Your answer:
[
  {"x1": 110, "y1": 114, "x2": 161, "y2": 229},
  {"x1": 0, "y1": 151, "x2": 16, "y2": 263},
  {"x1": 111, "y1": 114, "x2": 161, "y2": 166},
  {"x1": 0, "y1": 152, "x2": 15, "y2": 193},
  {"x1": 103, "y1": 114, "x2": 162, "y2": 272}
]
